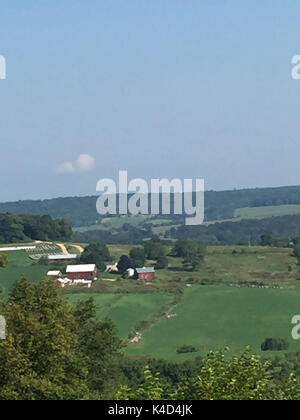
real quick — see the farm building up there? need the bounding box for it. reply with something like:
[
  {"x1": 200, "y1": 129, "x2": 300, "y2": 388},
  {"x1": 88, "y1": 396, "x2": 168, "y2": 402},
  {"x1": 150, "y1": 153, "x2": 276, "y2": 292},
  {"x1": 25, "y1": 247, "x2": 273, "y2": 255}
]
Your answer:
[
  {"x1": 136, "y1": 267, "x2": 155, "y2": 282},
  {"x1": 47, "y1": 254, "x2": 77, "y2": 261},
  {"x1": 105, "y1": 262, "x2": 119, "y2": 272},
  {"x1": 126, "y1": 268, "x2": 135, "y2": 278},
  {"x1": 55, "y1": 277, "x2": 92, "y2": 288},
  {"x1": 47, "y1": 270, "x2": 62, "y2": 277},
  {"x1": 55, "y1": 278, "x2": 72, "y2": 288},
  {"x1": 66, "y1": 264, "x2": 98, "y2": 281}
]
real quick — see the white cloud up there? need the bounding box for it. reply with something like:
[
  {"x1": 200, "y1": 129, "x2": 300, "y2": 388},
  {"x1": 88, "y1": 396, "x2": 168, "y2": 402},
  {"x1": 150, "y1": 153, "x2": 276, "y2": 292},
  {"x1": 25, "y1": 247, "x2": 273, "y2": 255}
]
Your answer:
[{"x1": 56, "y1": 154, "x2": 96, "y2": 174}]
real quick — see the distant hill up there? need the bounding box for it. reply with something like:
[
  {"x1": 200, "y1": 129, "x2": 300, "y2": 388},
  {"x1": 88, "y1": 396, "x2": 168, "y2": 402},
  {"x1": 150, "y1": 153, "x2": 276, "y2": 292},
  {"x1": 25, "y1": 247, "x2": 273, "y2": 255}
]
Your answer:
[{"x1": 2, "y1": 184, "x2": 300, "y2": 227}]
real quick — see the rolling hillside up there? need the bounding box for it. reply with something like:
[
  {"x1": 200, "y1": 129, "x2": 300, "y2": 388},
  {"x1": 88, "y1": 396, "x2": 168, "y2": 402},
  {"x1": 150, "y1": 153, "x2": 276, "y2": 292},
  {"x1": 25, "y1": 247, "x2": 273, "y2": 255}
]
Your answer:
[{"x1": 2, "y1": 184, "x2": 300, "y2": 227}]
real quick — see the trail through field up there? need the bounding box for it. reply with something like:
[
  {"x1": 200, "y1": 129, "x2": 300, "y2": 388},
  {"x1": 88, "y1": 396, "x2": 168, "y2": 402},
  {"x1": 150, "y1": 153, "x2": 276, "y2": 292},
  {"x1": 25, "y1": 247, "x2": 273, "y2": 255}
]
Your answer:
[
  {"x1": 71, "y1": 244, "x2": 84, "y2": 254},
  {"x1": 56, "y1": 243, "x2": 69, "y2": 254}
]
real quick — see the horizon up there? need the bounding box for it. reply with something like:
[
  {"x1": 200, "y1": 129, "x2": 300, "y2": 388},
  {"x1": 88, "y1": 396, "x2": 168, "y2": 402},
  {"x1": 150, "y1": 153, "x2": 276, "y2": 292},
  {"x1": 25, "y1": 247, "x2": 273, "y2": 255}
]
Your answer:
[
  {"x1": 1, "y1": 181, "x2": 300, "y2": 204},
  {"x1": 1, "y1": 1, "x2": 300, "y2": 201}
]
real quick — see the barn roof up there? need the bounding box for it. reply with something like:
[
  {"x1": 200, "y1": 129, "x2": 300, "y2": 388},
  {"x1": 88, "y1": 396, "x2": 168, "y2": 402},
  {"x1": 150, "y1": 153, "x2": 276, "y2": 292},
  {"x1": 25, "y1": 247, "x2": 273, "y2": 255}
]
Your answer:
[
  {"x1": 47, "y1": 270, "x2": 62, "y2": 276},
  {"x1": 136, "y1": 267, "x2": 155, "y2": 273},
  {"x1": 66, "y1": 264, "x2": 96, "y2": 273},
  {"x1": 48, "y1": 254, "x2": 77, "y2": 260}
]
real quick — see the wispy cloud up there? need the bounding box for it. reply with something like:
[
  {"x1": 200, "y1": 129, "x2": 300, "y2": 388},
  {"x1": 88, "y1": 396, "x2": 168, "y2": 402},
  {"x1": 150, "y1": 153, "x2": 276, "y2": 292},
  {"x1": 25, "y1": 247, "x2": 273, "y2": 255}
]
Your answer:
[{"x1": 56, "y1": 154, "x2": 96, "y2": 174}]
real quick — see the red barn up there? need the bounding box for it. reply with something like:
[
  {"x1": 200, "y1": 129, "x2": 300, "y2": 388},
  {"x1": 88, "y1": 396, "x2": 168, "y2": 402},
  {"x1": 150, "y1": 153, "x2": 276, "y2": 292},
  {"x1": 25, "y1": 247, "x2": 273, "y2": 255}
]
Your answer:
[
  {"x1": 136, "y1": 267, "x2": 155, "y2": 282},
  {"x1": 66, "y1": 264, "x2": 98, "y2": 281}
]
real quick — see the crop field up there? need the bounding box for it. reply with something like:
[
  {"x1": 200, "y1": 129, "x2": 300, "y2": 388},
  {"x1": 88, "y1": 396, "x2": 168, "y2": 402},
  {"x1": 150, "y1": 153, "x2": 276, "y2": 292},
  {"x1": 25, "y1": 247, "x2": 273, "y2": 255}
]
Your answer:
[
  {"x1": 27, "y1": 243, "x2": 62, "y2": 260},
  {"x1": 68, "y1": 292, "x2": 174, "y2": 338},
  {"x1": 125, "y1": 285, "x2": 300, "y2": 361},
  {"x1": 234, "y1": 205, "x2": 300, "y2": 219}
]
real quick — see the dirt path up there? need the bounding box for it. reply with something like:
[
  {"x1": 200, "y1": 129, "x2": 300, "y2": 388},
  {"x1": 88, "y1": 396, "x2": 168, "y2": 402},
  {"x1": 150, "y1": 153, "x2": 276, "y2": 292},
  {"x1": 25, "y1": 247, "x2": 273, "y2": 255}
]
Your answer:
[
  {"x1": 71, "y1": 244, "x2": 84, "y2": 254},
  {"x1": 56, "y1": 243, "x2": 69, "y2": 255}
]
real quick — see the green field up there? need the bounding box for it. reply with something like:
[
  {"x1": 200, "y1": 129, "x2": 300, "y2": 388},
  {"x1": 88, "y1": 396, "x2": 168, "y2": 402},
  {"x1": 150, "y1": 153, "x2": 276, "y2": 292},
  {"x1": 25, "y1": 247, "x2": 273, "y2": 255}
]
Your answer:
[
  {"x1": 2, "y1": 243, "x2": 300, "y2": 362},
  {"x1": 126, "y1": 285, "x2": 300, "y2": 360},
  {"x1": 68, "y1": 292, "x2": 173, "y2": 338},
  {"x1": 234, "y1": 205, "x2": 300, "y2": 219},
  {"x1": 74, "y1": 215, "x2": 174, "y2": 232},
  {"x1": 0, "y1": 251, "x2": 49, "y2": 298}
]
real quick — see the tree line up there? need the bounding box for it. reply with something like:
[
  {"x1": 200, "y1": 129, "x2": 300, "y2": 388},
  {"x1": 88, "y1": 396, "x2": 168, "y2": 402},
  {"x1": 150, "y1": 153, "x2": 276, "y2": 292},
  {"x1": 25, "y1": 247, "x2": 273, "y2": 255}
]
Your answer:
[
  {"x1": 168, "y1": 214, "x2": 300, "y2": 245},
  {"x1": 3, "y1": 184, "x2": 300, "y2": 226},
  {"x1": 0, "y1": 213, "x2": 73, "y2": 243}
]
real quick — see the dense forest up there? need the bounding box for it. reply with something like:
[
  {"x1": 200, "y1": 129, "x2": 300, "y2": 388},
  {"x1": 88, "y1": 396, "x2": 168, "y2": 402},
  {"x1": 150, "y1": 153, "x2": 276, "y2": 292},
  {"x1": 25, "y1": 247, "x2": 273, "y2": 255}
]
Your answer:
[
  {"x1": 168, "y1": 214, "x2": 300, "y2": 245},
  {"x1": 2, "y1": 184, "x2": 300, "y2": 226},
  {"x1": 0, "y1": 213, "x2": 73, "y2": 243},
  {"x1": 74, "y1": 223, "x2": 152, "y2": 245}
]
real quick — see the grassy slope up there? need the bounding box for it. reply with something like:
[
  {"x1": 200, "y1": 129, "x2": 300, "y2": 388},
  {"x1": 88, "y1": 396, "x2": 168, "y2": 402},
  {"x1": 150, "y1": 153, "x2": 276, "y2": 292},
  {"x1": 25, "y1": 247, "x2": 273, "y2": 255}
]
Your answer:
[
  {"x1": 2, "y1": 244, "x2": 300, "y2": 361},
  {"x1": 151, "y1": 245, "x2": 299, "y2": 290},
  {"x1": 0, "y1": 251, "x2": 48, "y2": 298},
  {"x1": 234, "y1": 204, "x2": 300, "y2": 219},
  {"x1": 73, "y1": 215, "x2": 173, "y2": 232},
  {"x1": 126, "y1": 285, "x2": 300, "y2": 361},
  {"x1": 68, "y1": 292, "x2": 173, "y2": 338}
]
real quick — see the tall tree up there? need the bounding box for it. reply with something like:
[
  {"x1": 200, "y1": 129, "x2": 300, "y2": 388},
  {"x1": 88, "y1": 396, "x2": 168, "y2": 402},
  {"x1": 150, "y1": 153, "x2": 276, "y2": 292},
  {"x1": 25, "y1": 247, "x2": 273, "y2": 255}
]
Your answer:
[
  {"x1": 0, "y1": 277, "x2": 89, "y2": 400},
  {"x1": 130, "y1": 247, "x2": 146, "y2": 268},
  {"x1": 80, "y1": 243, "x2": 111, "y2": 272}
]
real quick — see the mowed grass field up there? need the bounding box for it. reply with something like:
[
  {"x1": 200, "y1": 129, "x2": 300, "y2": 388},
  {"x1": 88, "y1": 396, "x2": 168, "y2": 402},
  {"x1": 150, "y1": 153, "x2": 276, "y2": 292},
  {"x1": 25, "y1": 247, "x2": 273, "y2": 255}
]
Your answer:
[
  {"x1": 68, "y1": 292, "x2": 173, "y2": 338},
  {"x1": 126, "y1": 285, "x2": 300, "y2": 361},
  {"x1": 234, "y1": 204, "x2": 300, "y2": 219},
  {"x1": 147, "y1": 246, "x2": 300, "y2": 290},
  {"x1": 0, "y1": 251, "x2": 49, "y2": 298}
]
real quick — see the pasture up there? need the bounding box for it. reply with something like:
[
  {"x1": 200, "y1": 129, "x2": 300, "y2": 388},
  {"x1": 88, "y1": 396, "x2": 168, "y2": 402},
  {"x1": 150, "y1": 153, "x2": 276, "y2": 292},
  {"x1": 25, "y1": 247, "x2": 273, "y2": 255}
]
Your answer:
[
  {"x1": 68, "y1": 292, "x2": 173, "y2": 338},
  {"x1": 0, "y1": 250, "x2": 48, "y2": 298},
  {"x1": 234, "y1": 205, "x2": 300, "y2": 219},
  {"x1": 126, "y1": 285, "x2": 300, "y2": 361},
  {"x1": 2, "y1": 242, "x2": 300, "y2": 362}
]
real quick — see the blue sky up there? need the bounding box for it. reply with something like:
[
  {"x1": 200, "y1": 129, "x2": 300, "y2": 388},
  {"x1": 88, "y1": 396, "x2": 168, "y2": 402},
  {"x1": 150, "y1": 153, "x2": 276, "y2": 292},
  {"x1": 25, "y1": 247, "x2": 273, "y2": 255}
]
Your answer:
[{"x1": 1, "y1": 0, "x2": 300, "y2": 201}]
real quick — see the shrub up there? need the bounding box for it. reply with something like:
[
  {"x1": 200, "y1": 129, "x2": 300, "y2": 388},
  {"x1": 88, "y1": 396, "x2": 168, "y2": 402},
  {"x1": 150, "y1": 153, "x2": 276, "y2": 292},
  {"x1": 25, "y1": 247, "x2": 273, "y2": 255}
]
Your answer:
[
  {"x1": 0, "y1": 254, "x2": 8, "y2": 268},
  {"x1": 177, "y1": 345, "x2": 198, "y2": 354},
  {"x1": 261, "y1": 338, "x2": 290, "y2": 351}
]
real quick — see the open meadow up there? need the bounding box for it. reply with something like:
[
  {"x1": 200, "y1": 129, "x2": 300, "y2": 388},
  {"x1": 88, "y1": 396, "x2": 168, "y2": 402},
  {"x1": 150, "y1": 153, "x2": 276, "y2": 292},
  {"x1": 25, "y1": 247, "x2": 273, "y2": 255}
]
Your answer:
[
  {"x1": 234, "y1": 205, "x2": 300, "y2": 219},
  {"x1": 1, "y1": 243, "x2": 300, "y2": 361},
  {"x1": 125, "y1": 285, "x2": 300, "y2": 360}
]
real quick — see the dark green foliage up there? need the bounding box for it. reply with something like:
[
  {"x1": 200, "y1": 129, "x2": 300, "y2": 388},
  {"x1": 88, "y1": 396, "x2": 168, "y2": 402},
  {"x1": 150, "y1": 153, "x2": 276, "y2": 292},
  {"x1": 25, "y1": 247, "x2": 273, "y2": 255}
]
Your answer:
[
  {"x1": 78, "y1": 318, "x2": 124, "y2": 397},
  {"x1": 261, "y1": 338, "x2": 290, "y2": 352},
  {"x1": 74, "y1": 225, "x2": 150, "y2": 245},
  {"x1": 80, "y1": 243, "x2": 111, "y2": 272},
  {"x1": 5, "y1": 185, "x2": 300, "y2": 226},
  {"x1": 155, "y1": 254, "x2": 168, "y2": 269},
  {"x1": 0, "y1": 213, "x2": 28, "y2": 243},
  {"x1": 0, "y1": 278, "x2": 124, "y2": 400},
  {"x1": 0, "y1": 277, "x2": 89, "y2": 400},
  {"x1": 0, "y1": 254, "x2": 8, "y2": 268},
  {"x1": 261, "y1": 234, "x2": 273, "y2": 246},
  {"x1": 172, "y1": 239, "x2": 192, "y2": 257},
  {"x1": 0, "y1": 213, "x2": 72, "y2": 244},
  {"x1": 21, "y1": 214, "x2": 72, "y2": 241},
  {"x1": 293, "y1": 244, "x2": 300, "y2": 265},
  {"x1": 172, "y1": 239, "x2": 206, "y2": 271},
  {"x1": 169, "y1": 214, "x2": 300, "y2": 245},
  {"x1": 129, "y1": 247, "x2": 146, "y2": 268},
  {"x1": 144, "y1": 238, "x2": 166, "y2": 260},
  {"x1": 177, "y1": 345, "x2": 198, "y2": 354},
  {"x1": 117, "y1": 255, "x2": 134, "y2": 274},
  {"x1": 118, "y1": 349, "x2": 300, "y2": 400}
]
